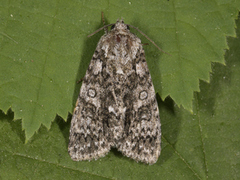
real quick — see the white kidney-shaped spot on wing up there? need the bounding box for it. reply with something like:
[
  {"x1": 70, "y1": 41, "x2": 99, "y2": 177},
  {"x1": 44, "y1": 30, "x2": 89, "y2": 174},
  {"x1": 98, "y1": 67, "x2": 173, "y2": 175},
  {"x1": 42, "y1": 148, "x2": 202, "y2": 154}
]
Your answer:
[
  {"x1": 87, "y1": 88, "x2": 97, "y2": 98},
  {"x1": 139, "y1": 90, "x2": 148, "y2": 100}
]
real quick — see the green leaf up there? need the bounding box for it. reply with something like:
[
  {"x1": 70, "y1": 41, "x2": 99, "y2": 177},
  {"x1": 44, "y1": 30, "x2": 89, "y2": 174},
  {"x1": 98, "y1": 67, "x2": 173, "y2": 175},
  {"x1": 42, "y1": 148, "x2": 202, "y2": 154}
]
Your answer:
[
  {"x1": 1, "y1": 11, "x2": 240, "y2": 179},
  {"x1": 0, "y1": 1, "x2": 239, "y2": 142},
  {"x1": 1, "y1": 18, "x2": 240, "y2": 178}
]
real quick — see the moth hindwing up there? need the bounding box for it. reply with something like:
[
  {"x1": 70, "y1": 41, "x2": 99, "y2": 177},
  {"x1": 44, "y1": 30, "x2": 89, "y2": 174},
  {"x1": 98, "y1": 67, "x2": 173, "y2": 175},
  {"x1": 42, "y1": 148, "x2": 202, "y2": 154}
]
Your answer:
[{"x1": 68, "y1": 19, "x2": 161, "y2": 165}]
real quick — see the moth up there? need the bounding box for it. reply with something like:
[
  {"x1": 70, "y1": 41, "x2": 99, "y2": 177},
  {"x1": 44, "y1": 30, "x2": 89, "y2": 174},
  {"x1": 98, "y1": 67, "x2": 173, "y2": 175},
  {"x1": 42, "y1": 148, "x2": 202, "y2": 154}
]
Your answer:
[{"x1": 68, "y1": 14, "x2": 162, "y2": 164}]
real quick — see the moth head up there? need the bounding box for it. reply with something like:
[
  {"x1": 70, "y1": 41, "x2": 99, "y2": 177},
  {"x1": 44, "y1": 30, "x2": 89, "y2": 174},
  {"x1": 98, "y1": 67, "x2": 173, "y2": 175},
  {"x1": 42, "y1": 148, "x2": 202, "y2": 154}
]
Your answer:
[{"x1": 111, "y1": 20, "x2": 130, "y2": 33}]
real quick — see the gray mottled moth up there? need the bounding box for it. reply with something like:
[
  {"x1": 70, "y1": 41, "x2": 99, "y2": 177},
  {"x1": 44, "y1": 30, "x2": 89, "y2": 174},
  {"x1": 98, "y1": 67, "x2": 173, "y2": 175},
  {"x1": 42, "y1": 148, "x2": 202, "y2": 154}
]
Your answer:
[{"x1": 68, "y1": 14, "x2": 161, "y2": 164}]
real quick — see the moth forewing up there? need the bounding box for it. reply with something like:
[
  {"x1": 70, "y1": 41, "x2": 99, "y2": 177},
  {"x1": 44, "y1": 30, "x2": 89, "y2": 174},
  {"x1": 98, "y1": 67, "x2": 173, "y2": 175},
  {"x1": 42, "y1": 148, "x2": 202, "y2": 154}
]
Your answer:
[{"x1": 68, "y1": 19, "x2": 161, "y2": 165}]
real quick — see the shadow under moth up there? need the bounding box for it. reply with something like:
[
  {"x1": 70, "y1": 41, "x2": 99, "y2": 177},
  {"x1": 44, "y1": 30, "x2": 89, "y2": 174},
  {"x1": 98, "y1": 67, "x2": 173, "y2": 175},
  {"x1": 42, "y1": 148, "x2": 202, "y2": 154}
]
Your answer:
[{"x1": 68, "y1": 13, "x2": 162, "y2": 165}]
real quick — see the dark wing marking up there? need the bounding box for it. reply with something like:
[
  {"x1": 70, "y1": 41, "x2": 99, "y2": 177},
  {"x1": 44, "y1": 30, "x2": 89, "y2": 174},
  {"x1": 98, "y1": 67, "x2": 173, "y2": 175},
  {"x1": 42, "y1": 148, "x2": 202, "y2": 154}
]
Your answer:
[
  {"x1": 118, "y1": 48, "x2": 161, "y2": 164},
  {"x1": 68, "y1": 43, "x2": 111, "y2": 161}
]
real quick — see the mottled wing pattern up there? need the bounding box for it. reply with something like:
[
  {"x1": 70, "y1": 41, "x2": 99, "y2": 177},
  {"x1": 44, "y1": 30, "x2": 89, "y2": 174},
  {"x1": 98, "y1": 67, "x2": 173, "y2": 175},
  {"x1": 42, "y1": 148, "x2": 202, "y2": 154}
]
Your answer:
[
  {"x1": 68, "y1": 40, "x2": 112, "y2": 161},
  {"x1": 69, "y1": 20, "x2": 161, "y2": 164},
  {"x1": 117, "y1": 47, "x2": 161, "y2": 165}
]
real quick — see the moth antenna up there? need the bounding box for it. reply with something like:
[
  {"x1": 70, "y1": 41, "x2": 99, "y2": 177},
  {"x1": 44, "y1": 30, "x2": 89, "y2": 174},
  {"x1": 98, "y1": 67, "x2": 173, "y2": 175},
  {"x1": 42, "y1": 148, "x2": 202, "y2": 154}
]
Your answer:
[
  {"x1": 101, "y1": 12, "x2": 108, "y2": 33},
  {"x1": 127, "y1": 24, "x2": 171, "y2": 56},
  {"x1": 87, "y1": 23, "x2": 114, "y2": 38}
]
